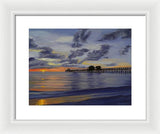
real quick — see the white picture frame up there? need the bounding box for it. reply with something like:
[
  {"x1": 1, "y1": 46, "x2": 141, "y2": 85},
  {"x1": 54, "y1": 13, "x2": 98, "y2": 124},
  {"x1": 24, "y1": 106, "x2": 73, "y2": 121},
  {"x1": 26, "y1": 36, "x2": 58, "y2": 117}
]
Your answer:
[{"x1": 0, "y1": 0, "x2": 159, "y2": 133}]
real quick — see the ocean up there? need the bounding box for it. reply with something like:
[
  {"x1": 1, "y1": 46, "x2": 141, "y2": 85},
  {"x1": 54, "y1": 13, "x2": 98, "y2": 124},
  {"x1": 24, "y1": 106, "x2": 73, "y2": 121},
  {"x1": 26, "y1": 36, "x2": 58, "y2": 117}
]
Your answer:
[{"x1": 29, "y1": 72, "x2": 131, "y2": 105}]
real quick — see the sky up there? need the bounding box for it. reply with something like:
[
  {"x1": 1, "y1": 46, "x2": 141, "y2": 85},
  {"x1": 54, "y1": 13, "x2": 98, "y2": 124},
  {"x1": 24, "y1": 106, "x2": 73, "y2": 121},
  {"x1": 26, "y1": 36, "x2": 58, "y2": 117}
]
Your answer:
[{"x1": 29, "y1": 29, "x2": 131, "y2": 69}]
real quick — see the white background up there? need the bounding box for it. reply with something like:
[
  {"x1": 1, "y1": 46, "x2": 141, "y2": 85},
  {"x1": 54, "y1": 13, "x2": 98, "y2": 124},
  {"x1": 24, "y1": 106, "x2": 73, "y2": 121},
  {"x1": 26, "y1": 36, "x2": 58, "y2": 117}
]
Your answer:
[{"x1": 16, "y1": 16, "x2": 146, "y2": 120}]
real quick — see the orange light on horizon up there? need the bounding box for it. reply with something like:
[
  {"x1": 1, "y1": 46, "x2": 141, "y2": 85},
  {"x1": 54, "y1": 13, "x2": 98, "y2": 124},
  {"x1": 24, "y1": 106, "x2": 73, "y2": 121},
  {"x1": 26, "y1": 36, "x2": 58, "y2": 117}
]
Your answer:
[
  {"x1": 29, "y1": 65, "x2": 131, "y2": 72},
  {"x1": 29, "y1": 67, "x2": 82, "y2": 72}
]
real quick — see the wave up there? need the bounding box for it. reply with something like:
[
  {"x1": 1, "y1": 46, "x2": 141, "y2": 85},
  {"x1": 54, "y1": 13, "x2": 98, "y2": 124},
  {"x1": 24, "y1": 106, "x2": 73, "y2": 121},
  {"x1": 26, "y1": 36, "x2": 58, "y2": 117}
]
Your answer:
[
  {"x1": 49, "y1": 95, "x2": 131, "y2": 105},
  {"x1": 29, "y1": 86, "x2": 131, "y2": 99}
]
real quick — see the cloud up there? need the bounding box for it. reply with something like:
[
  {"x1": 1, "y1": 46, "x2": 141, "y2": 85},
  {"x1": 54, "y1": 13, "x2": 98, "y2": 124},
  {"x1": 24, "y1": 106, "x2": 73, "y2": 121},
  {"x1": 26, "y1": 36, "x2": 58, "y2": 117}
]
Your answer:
[
  {"x1": 29, "y1": 57, "x2": 64, "y2": 68},
  {"x1": 37, "y1": 58, "x2": 61, "y2": 62},
  {"x1": 62, "y1": 63, "x2": 86, "y2": 68},
  {"x1": 119, "y1": 45, "x2": 131, "y2": 55},
  {"x1": 29, "y1": 29, "x2": 131, "y2": 68},
  {"x1": 79, "y1": 29, "x2": 92, "y2": 42},
  {"x1": 59, "y1": 58, "x2": 81, "y2": 68},
  {"x1": 59, "y1": 59, "x2": 81, "y2": 67},
  {"x1": 106, "y1": 63, "x2": 117, "y2": 66},
  {"x1": 68, "y1": 59, "x2": 79, "y2": 64},
  {"x1": 72, "y1": 42, "x2": 83, "y2": 48},
  {"x1": 29, "y1": 30, "x2": 59, "y2": 47},
  {"x1": 39, "y1": 47, "x2": 65, "y2": 59},
  {"x1": 29, "y1": 38, "x2": 38, "y2": 48},
  {"x1": 68, "y1": 48, "x2": 89, "y2": 59},
  {"x1": 29, "y1": 49, "x2": 42, "y2": 52},
  {"x1": 86, "y1": 44, "x2": 110, "y2": 60},
  {"x1": 68, "y1": 59, "x2": 78, "y2": 64},
  {"x1": 29, "y1": 37, "x2": 64, "y2": 59},
  {"x1": 47, "y1": 62, "x2": 62, "y2": 66},
  {"x1": 98, "y1": 29, "x2": 131, "y2": 41},
  {"x1": 29, "y1": 37, "x2": 67, "y2": 60},
  {"x1": 59, "y1": 48, "x2": 90, "y2": 67},
  {"x1": 72, "y1": 29, "x2": 91, "y2": 48},
  {"x1": 29, "y1": 57, "x2": 35, "y2": 61},
  {"x1": 29, "y1": 57, "x2": 50, "y2": 69}
]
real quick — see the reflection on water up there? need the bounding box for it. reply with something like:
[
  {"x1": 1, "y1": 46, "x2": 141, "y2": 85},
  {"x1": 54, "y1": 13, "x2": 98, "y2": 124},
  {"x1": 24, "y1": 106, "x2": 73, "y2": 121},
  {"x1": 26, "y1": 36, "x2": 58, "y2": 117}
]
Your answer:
[
  {"x1": 29, "y1": 72, "x2": 131, "y2": 105},
  {"x1": 30, "y1": 94, "x2": 92, "y2": 105}
]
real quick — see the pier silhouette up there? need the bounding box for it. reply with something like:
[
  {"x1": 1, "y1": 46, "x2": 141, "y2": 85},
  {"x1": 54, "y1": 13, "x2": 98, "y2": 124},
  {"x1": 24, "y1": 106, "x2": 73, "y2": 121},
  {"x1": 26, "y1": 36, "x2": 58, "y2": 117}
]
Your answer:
[{"x1": 65, "y1": 66, "x2": 131, "y2": 73}]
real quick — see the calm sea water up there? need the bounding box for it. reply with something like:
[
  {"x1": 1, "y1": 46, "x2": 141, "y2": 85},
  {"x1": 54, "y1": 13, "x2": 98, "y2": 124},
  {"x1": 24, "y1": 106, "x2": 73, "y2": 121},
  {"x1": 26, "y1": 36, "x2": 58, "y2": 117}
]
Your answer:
[{"x1": 29, "y1": 72, "x2": 131, "y2": 105}]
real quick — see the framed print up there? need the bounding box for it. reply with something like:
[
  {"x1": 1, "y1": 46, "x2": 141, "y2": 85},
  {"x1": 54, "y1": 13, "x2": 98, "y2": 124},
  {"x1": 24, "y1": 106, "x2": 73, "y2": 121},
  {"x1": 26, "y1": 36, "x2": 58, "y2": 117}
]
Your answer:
[
  {"x1": 0, "y1": 0, "x2": 160, "y2": 133},
  {"x1": 16, "y1": 16, "x2": 146, "y2": 120}
]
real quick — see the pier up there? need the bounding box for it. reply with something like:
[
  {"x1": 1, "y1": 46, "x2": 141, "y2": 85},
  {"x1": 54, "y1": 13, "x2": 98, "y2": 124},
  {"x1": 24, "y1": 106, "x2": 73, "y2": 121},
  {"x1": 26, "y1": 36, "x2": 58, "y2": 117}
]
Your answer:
[{"x1": 65, "y1": 66, "x2": 131, "y2": 73}]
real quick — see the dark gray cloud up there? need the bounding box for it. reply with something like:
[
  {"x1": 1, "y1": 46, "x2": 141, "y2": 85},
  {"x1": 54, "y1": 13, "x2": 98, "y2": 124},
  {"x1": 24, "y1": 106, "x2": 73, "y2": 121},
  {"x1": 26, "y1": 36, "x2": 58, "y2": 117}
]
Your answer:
[
  {"x1": 29, "y1": 37, "x2": 66, "y2": 69},
  {"x1": 120, "y1": 45, "x2": 131, "y2": 55},
  {"x1": 68, "y1": 59, "x2": 79, "y2": 64},
  {"x1": 29, "y1": 38, "x2": 38, "y2": 48},
  {"x1": 29, "y1": 57, "x2": 50, "y2": 69},
  {"x1": 86, "y1": 44, "x2": 110, "y2": 60},
  {"x1": 60, "y1": 59, "x2": 79, "y2": 64},
  {"x1": 29, "y1": 37, "x2": 65, "y2": 59},
  {"x1": 39, "y1": 47, "x2": 65, "y2": 59},
  {"x1": 61, "y1": 48, "x2": 89, "y2": 67},
  {"x1": 29, "y1": 57, "x2": 36, "y2": 61},
  {"x1": 60, "y1": 59, "x2": 79, "y2": 67},
  {"x1": 62, "y1": 64, "x2": 79, "y2": 67},
  {"x1": 106, "y1": 63, "x2": 117, "y2": 66},
  {"x1": 98, "y1": 29, "x2": 131, "y2": 41},
  {"x1": 68, "y1": 48, "x2": 89, "y2": 59},
  {"x1": 60, "y1": 58, "x2": 78, "y2": 62},
  {"x1": 72, "y1": 29, "x2": 91, "y2": 48},
  {"x1": 79, "y1": 29, "x2": 92, "y2": 42},
  {"x1": 72, "y1": 42, "x2": 82, "y2": 48},
  {"x1": 59, "y1": 48, "x2": 89, "y2": 67}
]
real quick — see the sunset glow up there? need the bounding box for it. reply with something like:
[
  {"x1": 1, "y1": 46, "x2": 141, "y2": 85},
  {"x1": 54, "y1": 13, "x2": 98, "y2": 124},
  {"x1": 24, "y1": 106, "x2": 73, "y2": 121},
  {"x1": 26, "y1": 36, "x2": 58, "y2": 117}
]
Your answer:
[
  {"x1": 29, "y1": 67, "x2": 82, "y2": 72},
  {"x1": 29, "y1": 65, "x2": 131, "y2": 72}
]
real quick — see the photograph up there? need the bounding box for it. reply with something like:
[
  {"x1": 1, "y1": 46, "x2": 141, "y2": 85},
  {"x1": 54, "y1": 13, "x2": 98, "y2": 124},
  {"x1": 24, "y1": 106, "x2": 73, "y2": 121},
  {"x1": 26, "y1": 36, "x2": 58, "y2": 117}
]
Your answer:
[{"x1": 29, "y1": 29, "x2": 131, "y2": 105}]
